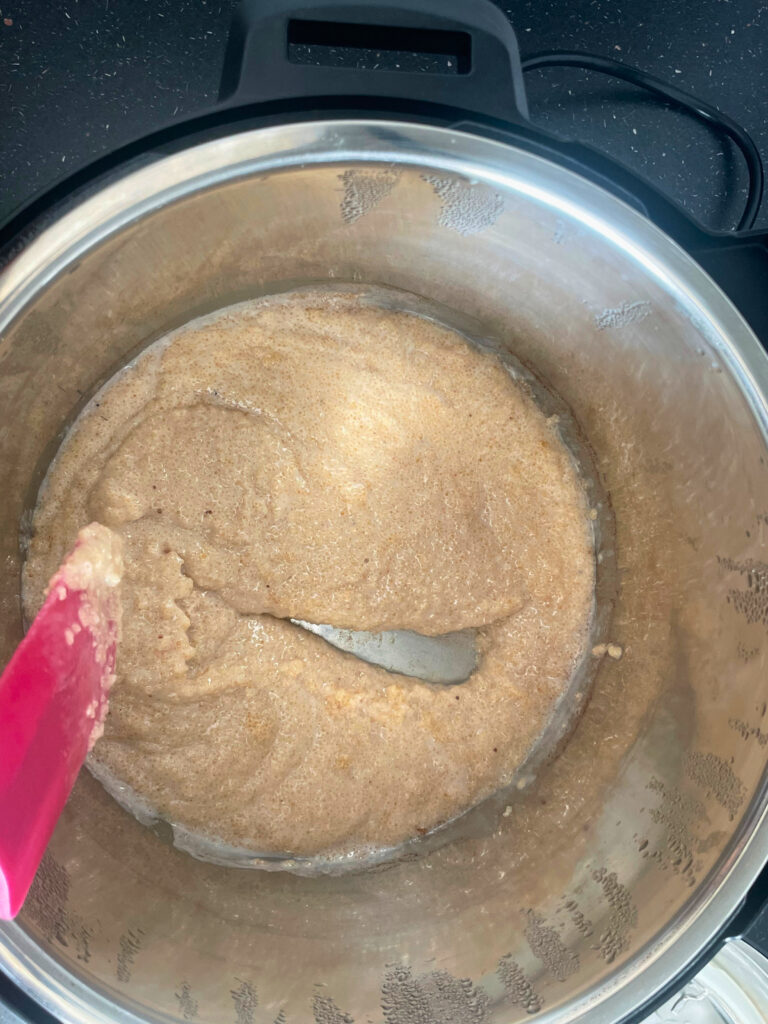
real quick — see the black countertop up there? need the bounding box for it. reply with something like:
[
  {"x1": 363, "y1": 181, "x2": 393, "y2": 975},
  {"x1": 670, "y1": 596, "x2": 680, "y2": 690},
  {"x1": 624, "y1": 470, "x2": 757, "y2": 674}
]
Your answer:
[{"x1": 0, "y1": 0, "x2": 766, "y2": 231}]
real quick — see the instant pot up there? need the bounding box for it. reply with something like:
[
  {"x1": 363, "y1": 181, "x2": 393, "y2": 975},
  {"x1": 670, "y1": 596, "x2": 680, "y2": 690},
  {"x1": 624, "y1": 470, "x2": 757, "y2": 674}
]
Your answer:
[{"x1": 1, "y1": 1, "x2": 768, "y2": 1021}]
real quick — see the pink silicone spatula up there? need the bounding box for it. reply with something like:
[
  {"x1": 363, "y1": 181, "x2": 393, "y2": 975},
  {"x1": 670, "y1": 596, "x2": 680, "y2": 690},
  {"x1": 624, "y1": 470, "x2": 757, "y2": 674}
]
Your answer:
[{"x1": 0, "y1": 523, "x2": 122, "y2": 919}]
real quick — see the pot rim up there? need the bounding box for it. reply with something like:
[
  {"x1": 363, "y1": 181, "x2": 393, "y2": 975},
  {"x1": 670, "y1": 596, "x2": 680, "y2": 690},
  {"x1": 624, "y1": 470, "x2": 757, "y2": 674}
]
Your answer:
[{"x1": 1, "y1": 117, "x2": 768, "y2": 1024}]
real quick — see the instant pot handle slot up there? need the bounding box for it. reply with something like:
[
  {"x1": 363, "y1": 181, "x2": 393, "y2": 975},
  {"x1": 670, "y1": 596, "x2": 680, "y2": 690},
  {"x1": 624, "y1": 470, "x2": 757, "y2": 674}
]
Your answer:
[{"x1": 218, "y1": 0, "x2": 529, "y2": 124}]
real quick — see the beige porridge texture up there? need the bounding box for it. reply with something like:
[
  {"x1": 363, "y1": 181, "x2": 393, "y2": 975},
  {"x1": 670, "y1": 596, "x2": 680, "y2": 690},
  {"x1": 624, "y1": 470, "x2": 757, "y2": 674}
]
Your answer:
[{"x1": 24, "y1": 290, "x2": 594, "y2": 857}]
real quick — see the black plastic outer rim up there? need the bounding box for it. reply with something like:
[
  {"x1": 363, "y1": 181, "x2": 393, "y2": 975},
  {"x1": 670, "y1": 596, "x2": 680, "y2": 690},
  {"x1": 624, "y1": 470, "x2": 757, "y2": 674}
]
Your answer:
[
  {"x1": 0, "y1": 94, "x2": 723, "y2": 254},
  {"x1": 0, "y1": 98, "x2": 766, "y2": 1024}
]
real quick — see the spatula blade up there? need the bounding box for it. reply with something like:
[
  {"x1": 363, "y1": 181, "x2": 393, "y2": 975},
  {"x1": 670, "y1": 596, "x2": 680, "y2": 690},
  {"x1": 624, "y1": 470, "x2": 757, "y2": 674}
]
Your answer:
[{"x1": 0, "y1": 523, "x2": 122, "y2": 920}]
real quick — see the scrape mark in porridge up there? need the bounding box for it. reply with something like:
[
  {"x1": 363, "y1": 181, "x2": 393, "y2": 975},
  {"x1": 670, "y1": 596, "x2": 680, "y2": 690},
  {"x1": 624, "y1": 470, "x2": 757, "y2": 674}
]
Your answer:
[
  {"x1": 685, "y1": 751, "x2": 746, "y2": 820},
  {"x1": 496, "y1": 955, "x2": 543, "y2": 1015},
  {"x1": 422, "y1": 175, "x2": 504, "y2": 235},
  {"x1": 594, "y1": 301, "x2": 651, "y2": 331}
]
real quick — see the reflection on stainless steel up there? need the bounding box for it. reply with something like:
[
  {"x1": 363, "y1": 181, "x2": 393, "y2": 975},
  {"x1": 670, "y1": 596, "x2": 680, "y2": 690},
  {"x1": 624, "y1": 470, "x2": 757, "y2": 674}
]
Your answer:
[
  {"x1": 0, "y1": 121, "x2": 767, "y2": 1024},
  {"x1": 290, "y1": 619, "x2": 479, "y2": 686}
]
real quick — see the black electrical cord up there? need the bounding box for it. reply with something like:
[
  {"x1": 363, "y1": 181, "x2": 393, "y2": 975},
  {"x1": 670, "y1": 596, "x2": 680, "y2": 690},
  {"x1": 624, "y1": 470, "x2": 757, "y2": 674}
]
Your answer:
[{"x1": 521, "y1": 50, "x2": 764, "y2": 232}]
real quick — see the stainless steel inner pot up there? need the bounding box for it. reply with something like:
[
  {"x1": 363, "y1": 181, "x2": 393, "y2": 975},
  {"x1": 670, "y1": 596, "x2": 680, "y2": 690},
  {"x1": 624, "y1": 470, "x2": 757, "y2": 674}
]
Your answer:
[{"x1": 1, "y1": 120, "x2": 768, "y2": 1024}]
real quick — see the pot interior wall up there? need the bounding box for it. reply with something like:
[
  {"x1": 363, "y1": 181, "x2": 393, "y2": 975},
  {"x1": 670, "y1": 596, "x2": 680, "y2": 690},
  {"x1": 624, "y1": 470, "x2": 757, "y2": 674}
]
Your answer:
[{"x1": 1, "y1": 129, "x2": 768, "y2": 1024}]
